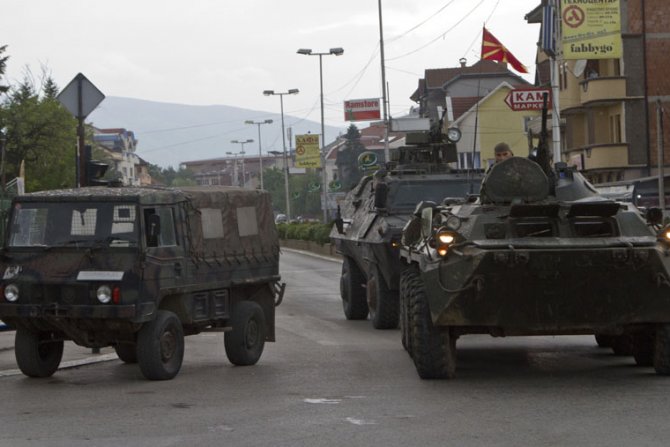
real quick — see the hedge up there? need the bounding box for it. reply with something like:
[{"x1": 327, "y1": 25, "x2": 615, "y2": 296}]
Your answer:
[{"x1": 277, "y1": 222, "x2": 333, "y2": 245}]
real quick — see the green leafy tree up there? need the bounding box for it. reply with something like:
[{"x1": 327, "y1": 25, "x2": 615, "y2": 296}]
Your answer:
[
  {"x1": 336, "y1": 124, "x2": 366, "y2": 191},
  {"x1": 1, "y1": 71, "x2": 77, "y2": 191},
  {"x1": 0, "y1": 44, "x2": 9, "y2": 94}
]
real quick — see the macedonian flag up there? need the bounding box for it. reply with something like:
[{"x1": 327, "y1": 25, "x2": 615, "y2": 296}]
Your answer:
[{"x1": 481, "y1": 27, "x2": 528, "y2": 74}]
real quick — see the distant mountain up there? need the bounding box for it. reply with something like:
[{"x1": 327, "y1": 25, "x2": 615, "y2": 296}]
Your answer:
[{"x1": 88, "y1": 96, "x2": 345, "y2": 168}]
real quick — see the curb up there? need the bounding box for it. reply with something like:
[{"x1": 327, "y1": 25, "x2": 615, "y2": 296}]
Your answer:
[
  {"x1": 0, "y1": 353, "x2": 118, "y2": 377},
  {"x1": 281, "y1": 247, "x2": 342, "y2": 263}
]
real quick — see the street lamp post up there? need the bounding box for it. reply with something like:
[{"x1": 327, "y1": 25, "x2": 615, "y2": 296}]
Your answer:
[
  {"x1": 244, "y1": 119, "x2": 273, "y2": 190},
  {"x1": 263, "y1": 89, "x2": 299, "y2": 221},
  {"x1": 297, "y1": 47, "x2": 344, "y2": 223},
  {"x1": 230, "y1": 139, "x2": 253, "y2": 187}
]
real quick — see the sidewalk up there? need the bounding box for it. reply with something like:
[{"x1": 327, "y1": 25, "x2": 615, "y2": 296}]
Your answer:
[{"x1": 0, "y1": 327, "x2": 117, "y2": 377}]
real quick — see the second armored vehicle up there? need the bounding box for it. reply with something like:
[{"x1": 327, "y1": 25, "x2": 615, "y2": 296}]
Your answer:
[
  {"x1": 332, "y1": 124, "x2": 481, "y2": 329},
  {"x1": 399, "y1": 153, "x2": 670, "y2": 379},
  {"x1": 0, "y1": 186, "x2": 284, "y2": 380}
]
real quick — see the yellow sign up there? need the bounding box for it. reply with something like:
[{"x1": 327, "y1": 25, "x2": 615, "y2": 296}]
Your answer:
[
  {"x1": 561, "y1": 0, "x2": 622, "y2": 60},
  {"x1": 295, "y1": 134, "x2": 321, "y2": 168}
]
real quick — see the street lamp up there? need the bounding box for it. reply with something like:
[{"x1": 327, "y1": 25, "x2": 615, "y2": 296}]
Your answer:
[
  {"x1": 297, "y1": 47, "x2": 344, "y2": 222},
  {"x1": 231, "y1": 139, "x2": 253, "y2": 187},
  {"x1": 226, "y1": 150, "x2": 246, "y2": 187},
  {"x1": 244, "y1": 119, "x2": 273, "y2": 190},
  {"x1": 263, "y1": 89, "x2": 299, "y2": 220}
]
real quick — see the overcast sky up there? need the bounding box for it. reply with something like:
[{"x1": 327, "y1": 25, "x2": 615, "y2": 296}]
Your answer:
[{"x1": 4, "y1": 0, "x2": 541, "y2": 128}]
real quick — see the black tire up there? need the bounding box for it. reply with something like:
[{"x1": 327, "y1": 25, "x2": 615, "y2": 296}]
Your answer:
[
  {"x1": 137, "y1": 310, "x2": 184, "y2": 380},
  {"x1": 225, "y1": 301, "x2": 266, "y2": 366},
  {"x1": 114, "y1": 343, "x2": 138, "y2": 364},
  {"x1": 368, "y1": 265, "x2": 399, "y2": 329},
  {"x1": 595, "y1": 334, "x2": 614, "y2": 348},
  {"x1": 399, "y1": 268, "x2": 413, "y2": 356},
  {"x1": 654, "y1": 325, "x2": 670, "y2": 375},
  {"x1": 406, "y1": 266, "x2": 456, "y2": 379},
  {"x1": 340, "y1": 256, "x2": 368, "y2": 320},
  {"x1": 611, "y1": 334, "x2": 634, "y2": 356},
  {"x1": 633, "y1": 333, "x2": 655, "y2": 367},
  {"x1": 14, "y1": 327, "x2": 64, "y2": 378}
]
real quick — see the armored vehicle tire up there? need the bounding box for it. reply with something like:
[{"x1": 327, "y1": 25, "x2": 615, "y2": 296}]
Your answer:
[
  {"x1": 115, "y1": 343, "x2": 138, "y2": 364},
  {"x1": 654, "y1": 325, "x2": 670, "y2": 375},
  {"x1": 406, "y1": 266, "x2": 456, "y2": 379},
  {"x1": 137, "y1": 310, "x2": 185, "y2": 380},
  {"x1": 340, "y1": 256, "x2": 368, "y2": 320},
  {"x1": 594, "y1": 334, "x2": 614, "y2": 348},
  {"x1": 225, "y1": 301, "x2": 266, "y2": 366},
  {"x1": 399, "y1": 268, "x2": 413, "y2": 356},
  {"x1": 369, "y1": 265, "x2": 399, "y2": 330},
  {"x1": 14, "y1": 327, "x2": 64, "y2": 378},
  {"x1": 632, "y1": 333, "x2": 655, "y2": 367},
  {"x1": 611, "y1": 335, "x2": 634, "y2": 356}
]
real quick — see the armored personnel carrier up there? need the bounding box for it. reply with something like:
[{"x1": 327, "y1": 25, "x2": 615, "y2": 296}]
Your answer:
[
  {"x1": 398, "y1": 111, "x2": 670, "y2": 379},
  {"x1": 0, "y1": 186, "x2": 284, "y2": 380},
  {"x1": 331, "y1": 122, "x2": 482, "y2": 329}
]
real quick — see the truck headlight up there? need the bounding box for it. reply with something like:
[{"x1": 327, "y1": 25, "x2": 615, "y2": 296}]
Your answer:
[
  {"x1": 96, "y1": 285, "x2": 112, "y2": 304},
  {"x1": 4, "y1": 284, "x2": 19, "y2": 302}
]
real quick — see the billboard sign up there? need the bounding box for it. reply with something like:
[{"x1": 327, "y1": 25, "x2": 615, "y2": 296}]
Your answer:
[
  {"x1": 504, "y1": 88, "x2": 552, "y2": 111},
  {"x1": 295, "y1": 134, "x2": 321, "y2": 168},
  {"x1": 561, "y1": 0, "x2": 622, "y2": 60},
  {"x1": 344, "y1": 98, "x2": 381, "y2": 122}
]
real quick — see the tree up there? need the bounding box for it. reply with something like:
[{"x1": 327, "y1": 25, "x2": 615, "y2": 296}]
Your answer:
[
  {"x1": 0, "y1": 45, "x2": 9, "y2": 94},
  {"x1": 1, "y1": 69, "x2": 77, "y2": 191},
  {"x1": 336, "y1": 124, "x2": 366, "y2": 191}
]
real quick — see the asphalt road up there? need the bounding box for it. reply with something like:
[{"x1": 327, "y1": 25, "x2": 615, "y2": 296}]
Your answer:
[{"x1": 1, "y1": 249, "x2": 670, "y2": 446}]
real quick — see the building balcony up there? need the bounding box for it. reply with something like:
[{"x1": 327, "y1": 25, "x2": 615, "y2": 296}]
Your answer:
[
  {"x1": 566, "y1": 143, "x2": 629, "y2": 171},
  {"x1": 579, "y1": 77, "x2": 627, "y2": 106}
]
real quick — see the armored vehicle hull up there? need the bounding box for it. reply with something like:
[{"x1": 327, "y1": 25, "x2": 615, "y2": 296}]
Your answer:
[
  {"x1": 400, "y1": 157, "x2": 670, "y2": 379},
  {"x1": 0, "y1": 186, "x2": 284, "y2": 380},
  {"x1": 332, "y1": 170, "x2": 480, "y2": 329}
]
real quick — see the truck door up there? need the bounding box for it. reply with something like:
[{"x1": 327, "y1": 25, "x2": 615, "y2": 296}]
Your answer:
[{"x1": 143, "y1": 206, "x2": 185, "y2": 290}]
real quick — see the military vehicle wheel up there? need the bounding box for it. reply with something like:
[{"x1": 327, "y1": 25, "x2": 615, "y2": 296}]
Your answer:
[
  {"x1": 654, "y1": 325, "x2": 670, "y2": 375},
  {"x1": 115, "y1": 343, "x2": 138, "y2": 364},
  {"x1": 399, "y1": 268, "x2": 413, "y2": 356},
  {"x1": 225, "y1": 301, "x2": 266, "y2": 366},
  {"x1": 611, "y1": 334, "x2": 634, "y2": 356},
  {"x1": 137, "y1": 310, "x2": 184, "y2": 380},
  {"x1": 368, "y1": 265, "x2": 399, "y2": 329},
  {"x1": 14, "y1": 327, "x2": 64, "y2": 378},
  {"x1": 340, "y1": 256, "x2": 368, "y2": 320},
  {"x1": 633, "y1": 333, "x2": 655, "y2": 367},
  {"x1": 594, "y1": 334, "x2": 614, "y2": 348},
  {"x1": 406, "y1": 266, "x2": 456, "y2": 379}
]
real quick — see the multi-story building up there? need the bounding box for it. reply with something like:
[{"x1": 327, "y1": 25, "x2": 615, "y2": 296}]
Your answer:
[
  {"x1": 92, "y1": 128, "x2": 144, "y2": 186},
  {"x1": 526, "y1": 0, "x2": 670, "y2": 184}
]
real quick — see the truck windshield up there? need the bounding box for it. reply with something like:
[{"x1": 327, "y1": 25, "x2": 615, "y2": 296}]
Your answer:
[{"x1": 8, "y1": 202, "x2": 139, "y2": 248}]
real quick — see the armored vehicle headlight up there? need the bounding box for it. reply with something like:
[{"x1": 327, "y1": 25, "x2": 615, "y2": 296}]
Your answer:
[
  {"x1": 96, "y1": 285, "x2": 112, "y2": 304},
  {"x1": 447, "y1": 127, "x2": 462, "y2": 142},
  {"x1": 435, "y1": 229, "x2": 458, "y2": 257},
  {"x1": 4, "y1": 284, "x2": 19, "y2": 302}
]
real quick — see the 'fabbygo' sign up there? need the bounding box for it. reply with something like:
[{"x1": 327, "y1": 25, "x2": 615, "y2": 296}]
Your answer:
[
  {"x1": 561, "y1": 0, "x2": 622, "y2": 60},
  {"x1": 344, "y1": 98, "x2": 381, "y2": 122},
  {"x1": 295, "y1": 134, "x2": 321, "y2": 168}
]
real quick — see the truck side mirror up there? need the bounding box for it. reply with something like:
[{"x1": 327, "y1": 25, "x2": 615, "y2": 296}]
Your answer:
[
  {"x1": 421, "y1": 206, "x2": 434, "y2": 238},
  {"x1": 334, "y1": 217, "x2": 344, "y2": 234}
]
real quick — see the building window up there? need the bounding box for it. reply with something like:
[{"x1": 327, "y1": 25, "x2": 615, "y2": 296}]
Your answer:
[{"x1": 610, "y1": 114, "x2": 622, "y2": 143}]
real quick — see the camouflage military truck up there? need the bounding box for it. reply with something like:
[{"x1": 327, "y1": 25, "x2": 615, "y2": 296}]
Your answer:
[
  {"x1": 331, "y1": 124, "x2": 482, "y2": 329},
  {"x1": 0, "y1": 186, "x2": 284, "y2": 380},
  {"x1": 399, "y1": 150, "x2": 670, "y2": 379}
]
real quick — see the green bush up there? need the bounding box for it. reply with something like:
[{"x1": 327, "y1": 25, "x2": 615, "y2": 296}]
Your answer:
[{"x1": 278, "y1": 222, "x2": 334, "y2": 245}]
